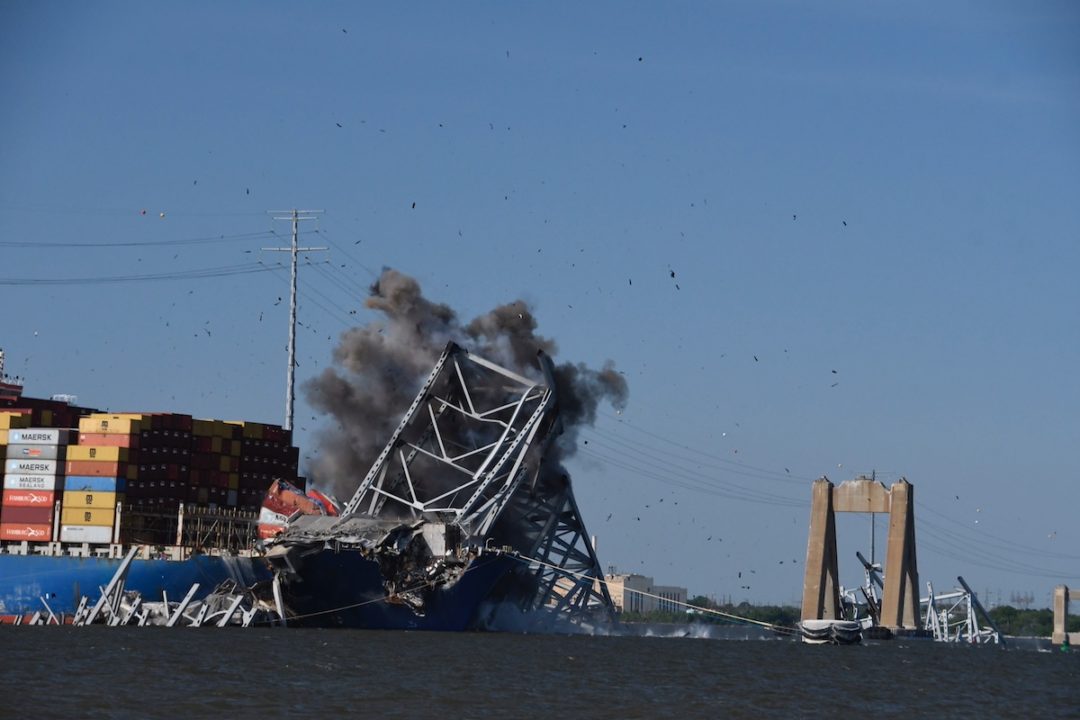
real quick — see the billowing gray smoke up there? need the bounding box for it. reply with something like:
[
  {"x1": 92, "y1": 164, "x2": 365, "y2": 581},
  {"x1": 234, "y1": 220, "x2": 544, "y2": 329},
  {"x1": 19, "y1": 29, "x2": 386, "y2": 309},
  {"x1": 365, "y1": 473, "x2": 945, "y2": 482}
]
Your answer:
[{"x1": 304, "y1": 268, "x2": 629, "y2": 500}]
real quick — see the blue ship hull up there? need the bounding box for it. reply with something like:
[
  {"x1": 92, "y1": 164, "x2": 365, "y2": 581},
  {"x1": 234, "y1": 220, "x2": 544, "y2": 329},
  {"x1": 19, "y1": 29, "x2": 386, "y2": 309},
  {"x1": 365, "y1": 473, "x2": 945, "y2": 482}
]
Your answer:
[
  {"x1": 279, "y1": 550, "x2": 520, "y2": 630},
  {"x1": 0, "y1": 552, "x2": 272, "y2": 617}
]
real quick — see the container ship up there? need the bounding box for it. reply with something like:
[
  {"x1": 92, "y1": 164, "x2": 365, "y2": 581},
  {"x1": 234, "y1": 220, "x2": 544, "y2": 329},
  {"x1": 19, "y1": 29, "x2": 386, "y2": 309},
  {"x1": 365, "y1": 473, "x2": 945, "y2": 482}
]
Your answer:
[
  {"x1": 0, "y1": 352, "x2": 299, "y2": 622},
  {"x1": 0, "y1": 345, "x2": 615, "y2": 631}
]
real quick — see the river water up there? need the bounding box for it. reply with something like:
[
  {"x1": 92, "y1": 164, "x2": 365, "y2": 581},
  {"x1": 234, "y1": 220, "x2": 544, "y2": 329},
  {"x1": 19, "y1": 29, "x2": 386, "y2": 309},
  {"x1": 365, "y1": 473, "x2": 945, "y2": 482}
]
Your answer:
[{"x1": 1, "y1": 628, "x2": 1077, "y2": 718}]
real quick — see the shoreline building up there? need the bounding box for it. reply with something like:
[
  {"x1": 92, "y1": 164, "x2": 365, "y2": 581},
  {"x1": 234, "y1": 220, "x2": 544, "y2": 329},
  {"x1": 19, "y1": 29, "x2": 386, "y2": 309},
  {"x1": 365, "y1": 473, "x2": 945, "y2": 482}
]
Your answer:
[{"x1": 605, "y1": 572, "x2": 688, "y2": 614}]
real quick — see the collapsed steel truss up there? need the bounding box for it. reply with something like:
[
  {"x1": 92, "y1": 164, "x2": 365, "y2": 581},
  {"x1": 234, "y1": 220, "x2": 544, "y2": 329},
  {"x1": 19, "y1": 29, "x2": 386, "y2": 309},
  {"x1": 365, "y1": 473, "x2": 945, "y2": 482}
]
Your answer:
[{"x1": 341, "y1": 341, "x2": 615, "y2": 627}]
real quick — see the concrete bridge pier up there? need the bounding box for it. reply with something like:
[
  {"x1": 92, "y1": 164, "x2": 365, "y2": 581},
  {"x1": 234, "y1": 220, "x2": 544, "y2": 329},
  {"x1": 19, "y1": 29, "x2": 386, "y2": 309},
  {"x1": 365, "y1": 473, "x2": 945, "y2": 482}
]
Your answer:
[
  {"x1": 1052, "y1": 586, "x2": 1078, "y2": 647},
  {"x1": 801, "y1": 476, "x2": 921, "y2": 631}
]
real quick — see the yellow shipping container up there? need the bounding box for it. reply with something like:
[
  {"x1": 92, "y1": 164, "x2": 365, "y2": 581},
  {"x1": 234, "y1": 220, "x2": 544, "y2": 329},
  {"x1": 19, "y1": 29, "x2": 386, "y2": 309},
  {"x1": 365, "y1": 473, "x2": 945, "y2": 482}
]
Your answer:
[
  {"x1": 228, "y1": 439, "x2": 242, "y2": 457},
  {"x1": 61, "y1": 507, "x2": 116, "y2": 526},
  {"x1": 211, "y1": 436, "x2": 223, "y2": 453},
  {"x1": 67, "y1": 446, "x2": 130, "y2": 463},
  {"x1": 0, "y1": 429, "x2": 7, "y2": 445},
  {"x1": 0, "y1": 412, "x2": 31, "y2": 430},
  {"x1": 78, "y1": 415, "x2": 143, "y2": 435},
  {"x1": 226, "y1": 420, "x2": 265, "y2": 439},
  {"x1": 193, "y1": 419, "x2": 215, "y2": 436},
  {"x1": 62, "y1": 491, "x2": 120, "y2": 509},
  {"x1": 227, "y1": 473, "x2": 239, "y2": 490}
]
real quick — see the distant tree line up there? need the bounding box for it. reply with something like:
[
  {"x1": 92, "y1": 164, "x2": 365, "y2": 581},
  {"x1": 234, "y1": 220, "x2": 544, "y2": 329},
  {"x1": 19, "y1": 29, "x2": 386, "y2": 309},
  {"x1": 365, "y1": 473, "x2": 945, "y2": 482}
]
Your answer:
[
  {"x1": 617, "y1": 599, "x2": 1079, "y2": 638},
  {"x1": 987, "y1": 606, "x2": 1080, "y2": 637},
  {"x1": 617, "y1": 596, "x2": 799, "y2": 629}
]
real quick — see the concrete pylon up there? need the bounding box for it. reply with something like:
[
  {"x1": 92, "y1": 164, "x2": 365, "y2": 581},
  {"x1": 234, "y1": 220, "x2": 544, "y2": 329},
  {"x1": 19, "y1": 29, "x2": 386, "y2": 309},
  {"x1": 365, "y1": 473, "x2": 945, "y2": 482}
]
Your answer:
[
  {"x1": 879, "y1": 479, "x2": 919, "y2": 629},
  {"x1": 1052, "y1": 586, "x2": 1073, "y2": 646},
  {"x1": 801, "y1": 478, "x2": 840, "y2": 621},
  {"x1": 800, "y1": 476, "x2": 921, "y2": 630}
]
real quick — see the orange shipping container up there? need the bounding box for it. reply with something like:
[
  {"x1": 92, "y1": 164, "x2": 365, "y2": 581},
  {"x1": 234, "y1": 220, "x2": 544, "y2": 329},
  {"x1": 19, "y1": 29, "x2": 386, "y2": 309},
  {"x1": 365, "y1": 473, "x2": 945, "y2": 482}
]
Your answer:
[
  {"x1": 0, "y1": 523, "x2": 52, "y2": 541},
  {"x1": 66, "y1": 460, "x2": 136, "y2": 479},
  {"x1": 2, "y1": 489, "x2": 55, "y2": 507},
  {"x1": 78, "y1": 432, "x2": 139, "y2": 448}
]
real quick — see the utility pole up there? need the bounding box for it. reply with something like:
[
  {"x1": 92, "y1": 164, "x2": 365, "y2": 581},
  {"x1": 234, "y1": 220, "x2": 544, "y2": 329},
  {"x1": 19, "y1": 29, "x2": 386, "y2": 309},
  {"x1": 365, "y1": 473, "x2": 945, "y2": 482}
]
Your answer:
[{"x1": 264, "y1": 209, "x2": 326, "y2": 432}]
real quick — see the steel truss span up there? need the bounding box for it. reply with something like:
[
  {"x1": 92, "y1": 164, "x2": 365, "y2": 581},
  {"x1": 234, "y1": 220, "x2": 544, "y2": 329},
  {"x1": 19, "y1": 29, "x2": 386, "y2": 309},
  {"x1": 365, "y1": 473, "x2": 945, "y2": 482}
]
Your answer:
[{"x1": 336, "y1": 341, "x2": 614, "y2": 630}]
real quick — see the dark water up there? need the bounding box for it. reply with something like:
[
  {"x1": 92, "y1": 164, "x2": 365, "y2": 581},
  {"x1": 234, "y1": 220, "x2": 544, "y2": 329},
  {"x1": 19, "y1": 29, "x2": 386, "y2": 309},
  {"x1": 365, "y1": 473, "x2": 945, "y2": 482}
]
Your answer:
[{"x1": 1, "y1": 629, "x2": 1077, "y2": 718}]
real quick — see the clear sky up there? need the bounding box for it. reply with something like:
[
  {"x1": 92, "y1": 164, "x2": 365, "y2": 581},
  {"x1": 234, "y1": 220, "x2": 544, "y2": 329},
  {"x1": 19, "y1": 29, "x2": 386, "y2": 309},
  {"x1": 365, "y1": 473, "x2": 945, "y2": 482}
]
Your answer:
[{"x1": 2, "y1": 1, "x2": 1078, "y2": 607}]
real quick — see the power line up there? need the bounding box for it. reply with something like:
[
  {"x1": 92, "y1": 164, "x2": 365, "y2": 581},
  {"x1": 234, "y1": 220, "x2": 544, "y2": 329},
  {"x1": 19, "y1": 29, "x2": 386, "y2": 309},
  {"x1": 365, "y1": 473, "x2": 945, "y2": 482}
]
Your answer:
[
  {"x1": 591, "y1": 412, "x2": 1080, "y2": 572},
  {"x1": 578, "y1": 446, "x2": 805, "y2": 508},
  {"x1": 0, "y1": 229, "x2": 288, "y2": 248},
  {"x1": 0, "y1": 262, "x2": 288, "y2": 285},
  {"x1": 580, "y1": 432, "x2": 805, "y2": 505},
  {"x1": 263, "y1": 262, "x2": 354, "y2": 329},
  {"x1": 311, "y1": 227, "x2": 381, "y2": 280},
  {"x1": 585, "y1": 424, "x2": 808, "y2": 486},
  {"x1": 596, "y1": 411, "x2": 813, "y2": 484}
]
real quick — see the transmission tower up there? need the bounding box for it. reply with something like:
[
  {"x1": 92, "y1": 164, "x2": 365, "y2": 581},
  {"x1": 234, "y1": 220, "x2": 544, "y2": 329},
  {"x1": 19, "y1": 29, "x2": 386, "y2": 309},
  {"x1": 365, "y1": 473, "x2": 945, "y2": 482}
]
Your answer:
[{"x1": 263, "y1": 209, "x2": 326, "y2": 431}]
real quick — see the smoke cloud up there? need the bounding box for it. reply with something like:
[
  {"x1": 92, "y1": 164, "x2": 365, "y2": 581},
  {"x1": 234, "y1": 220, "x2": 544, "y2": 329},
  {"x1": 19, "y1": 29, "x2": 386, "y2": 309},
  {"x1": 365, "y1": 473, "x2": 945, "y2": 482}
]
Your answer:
[{"x1": 303, "y1": 267, "x2": 628, "y2": 499}]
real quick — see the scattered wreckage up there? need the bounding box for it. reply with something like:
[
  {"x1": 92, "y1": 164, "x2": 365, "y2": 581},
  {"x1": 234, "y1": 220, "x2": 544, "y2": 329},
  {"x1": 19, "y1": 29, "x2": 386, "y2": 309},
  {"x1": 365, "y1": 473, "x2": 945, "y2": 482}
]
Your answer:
[{"x1": 260, "y1": 342, "x2": 616, "y2": 631}]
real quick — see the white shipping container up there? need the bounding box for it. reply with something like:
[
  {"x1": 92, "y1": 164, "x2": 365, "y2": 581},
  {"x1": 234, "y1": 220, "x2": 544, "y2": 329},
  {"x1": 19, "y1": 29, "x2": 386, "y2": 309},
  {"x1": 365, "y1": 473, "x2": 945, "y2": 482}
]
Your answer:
[
  {"x1": 59, "y1": 524, "x2": 113, "y2": 544},
  {"x1": 258, "y1": 507, "x2": 289, "y2": 525},
  {"x1": 3, "y1": 474, "x2": 62, "y2": 491},
  {"x1": 4, "y1": 458, "x2": 59, "y2": 476},
  {"x1": 7, "y1": 428, "x2": 72, "y2": 446},
  {"x1": 5, "y1": 443, "x2": 65, "y2": 461}
]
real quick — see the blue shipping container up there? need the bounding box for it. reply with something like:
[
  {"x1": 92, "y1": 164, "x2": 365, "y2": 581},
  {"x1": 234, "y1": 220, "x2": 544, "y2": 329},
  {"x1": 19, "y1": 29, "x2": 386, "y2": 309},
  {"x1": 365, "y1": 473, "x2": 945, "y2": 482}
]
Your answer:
[{"x1": 64, "y1": 475, "x2": 127, "y2": 492}]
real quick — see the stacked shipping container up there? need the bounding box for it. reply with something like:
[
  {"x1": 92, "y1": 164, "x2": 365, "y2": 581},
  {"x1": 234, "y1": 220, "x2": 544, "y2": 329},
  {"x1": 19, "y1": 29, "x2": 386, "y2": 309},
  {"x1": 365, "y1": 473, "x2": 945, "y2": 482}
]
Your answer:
[
  {"x1": 190, "y1": 418, "x2": 241, "y2": 509},
  {"x1": 1, "y1": 426, "x2": 72, "y2": 541},
  {"x1": 65, "y1": 414, "x2": 139, "y2": 544},
  {"x1": 1, "y1": 406, "x2": 302, "y2": 547},
  {"x1": 235, "y1": 420, "x2": 302, "y2": 507}
]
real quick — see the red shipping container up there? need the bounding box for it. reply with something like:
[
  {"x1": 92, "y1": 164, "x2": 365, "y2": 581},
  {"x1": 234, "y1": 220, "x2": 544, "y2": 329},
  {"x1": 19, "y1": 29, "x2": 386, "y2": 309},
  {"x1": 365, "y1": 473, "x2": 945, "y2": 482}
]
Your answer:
[
  {"x1": 2, "y1": 489, "x2": 55, "y2": 507},
  {"x1": 0, "y1": 523, "x2": 53, "y2": 542},
  {"x1": 1, "y1": 505, "x2": 54, "y2": 524}
]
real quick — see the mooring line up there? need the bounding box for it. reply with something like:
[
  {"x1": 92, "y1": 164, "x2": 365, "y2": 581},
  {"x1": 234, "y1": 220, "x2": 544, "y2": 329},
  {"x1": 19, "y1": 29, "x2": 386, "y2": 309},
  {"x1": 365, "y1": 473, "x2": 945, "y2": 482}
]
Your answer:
[{"x1": 508, "y1": 552, "x2": 799, "y2": 636}]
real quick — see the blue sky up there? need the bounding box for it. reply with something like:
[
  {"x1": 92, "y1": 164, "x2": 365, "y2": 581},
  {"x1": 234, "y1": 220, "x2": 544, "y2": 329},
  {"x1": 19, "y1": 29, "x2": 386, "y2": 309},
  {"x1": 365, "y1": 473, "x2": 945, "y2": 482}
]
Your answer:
[{"x1": 2, "y1": 1, "x2": 1078, "y2": 606}]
